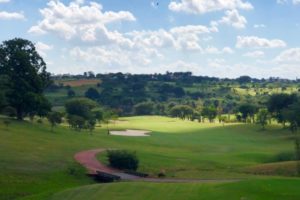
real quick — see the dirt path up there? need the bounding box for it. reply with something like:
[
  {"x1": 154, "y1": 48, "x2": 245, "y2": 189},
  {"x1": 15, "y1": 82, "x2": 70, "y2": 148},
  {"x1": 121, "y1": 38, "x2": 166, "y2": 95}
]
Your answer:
[{"x1": 74, "y1": 148, "x2": 241, "y2": 183}]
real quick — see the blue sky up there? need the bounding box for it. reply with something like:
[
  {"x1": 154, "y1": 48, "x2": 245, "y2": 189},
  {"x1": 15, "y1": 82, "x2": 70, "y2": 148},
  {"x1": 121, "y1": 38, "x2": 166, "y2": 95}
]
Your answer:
[{"x1": 1, "y1": 0, "x2": 300, "y2": 78}]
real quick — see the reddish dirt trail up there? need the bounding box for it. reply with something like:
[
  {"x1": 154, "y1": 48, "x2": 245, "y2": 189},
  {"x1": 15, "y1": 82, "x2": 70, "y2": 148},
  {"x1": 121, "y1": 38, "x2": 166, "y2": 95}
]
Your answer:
[
  {"x1": 74, "y1": 149, "x2": 117, "y2": 175},
  {"x1": 74, "y1": 148, "x2": 242, "y2": 183}
]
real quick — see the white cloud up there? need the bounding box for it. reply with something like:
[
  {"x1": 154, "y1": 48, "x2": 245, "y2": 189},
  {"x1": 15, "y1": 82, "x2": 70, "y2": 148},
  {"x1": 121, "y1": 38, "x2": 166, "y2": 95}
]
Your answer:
[
  {"x1": 243, "y1": 50, "x2": 265, "y2": 58},
  {"x1": 277, "y1": 0, "x2": 288, "y2": 4},
  {"x1": 35, "y1": 42, "x2": 53, "y2": 57},
  {"x1": 275, "y1": 48, "x2": 300, "y2": 63},
  {"x1": 236, "y1": 36, "x2": 287, "y2": 48},
  {"x1": 128, "y1": 24, "x2": 217, "y2": 52},
  {"x1": 214, "y1": 9, "x2": 247, "y2": 29},
  {"x1": 0, "y1": 0, "x2": 10, "y2": 3},
  {"x1": 205, "y1": 46, "x2": 234, "y2": 54},
  {"x1": 254, "y1": 24, "x2": 266, "y2": 28},
  {"x1": 0, "y1": 11, "x2": 25, "y2": 20},
  {"x1": 293, "y1": 0, "x2": 300, "y2": 4},
  {"x1": 28, "y1": 0, "x2": 135, "y2": 46},
  {"x1": 168, "y1": 0, "x2": 253, "y2": 14},
  {"x1": 277, "y1": 0, "x2": 300, "y2": 5}
]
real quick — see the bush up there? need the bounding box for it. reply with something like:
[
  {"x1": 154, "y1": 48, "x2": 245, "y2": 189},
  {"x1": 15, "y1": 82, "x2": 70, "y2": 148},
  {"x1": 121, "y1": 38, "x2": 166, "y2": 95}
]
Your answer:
[
  {"x1": 107, "y1": 150, "x2": 139, "y2": 171},
  {"x1": 2, "y1": 106, "x2": 16, "y2": 118},
  {"x1": 268, "y1": 151, "x2": 296, "y2": 163}
]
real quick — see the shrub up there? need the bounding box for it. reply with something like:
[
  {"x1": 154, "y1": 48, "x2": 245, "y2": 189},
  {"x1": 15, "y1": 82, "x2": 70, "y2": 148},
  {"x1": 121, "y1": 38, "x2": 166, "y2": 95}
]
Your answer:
[
  {"x1": 107, "y1": 150, "x2": 139, "y2": 171},
  {"x1": 268, "y1": 151, "x2": 296, "y2": 163},
  {"x1": 2, "y1": 106, "x2": 16, "y2": 118}
]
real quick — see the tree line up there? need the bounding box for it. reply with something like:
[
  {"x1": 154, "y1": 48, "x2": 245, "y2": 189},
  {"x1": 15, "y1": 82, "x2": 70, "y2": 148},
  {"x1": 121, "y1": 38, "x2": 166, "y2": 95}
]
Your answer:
[{"x1": 0, "y1": 38, "x2": 115, "y2": 132}]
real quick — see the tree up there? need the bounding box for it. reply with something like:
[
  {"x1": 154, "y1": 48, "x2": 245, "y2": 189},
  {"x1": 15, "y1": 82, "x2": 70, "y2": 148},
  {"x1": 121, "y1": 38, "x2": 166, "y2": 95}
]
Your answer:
[
  {"x1": 134, "y1": 102, "x2": 154, "y2": 115},
  {"x1": 0, "y1": 75, "x2": 8, "y2": 110},
  {"x1": 201, "y1": 106, "x2": 217, "y2": 122},
  {"x1": 257, "y1": 108, "x2": 269, "y2": 130},
  {"x1": 0, "y1": 38, "x2": 51, "y2": 120},
  {"x1": 65, "y1": 98, "x2": 98, "y2": 119},
  {"x1": 85, "y1": 87, "x2": 100, "y2": 100},
  {"x1": 67, "y1": 89, "x2": 76, "y2": 98},
  {"x1": 282, "y1": 102, "x2": 300, "y2": 175},
  {"x1": 68, "y1": 115, "x2": 86, "y2": 131},
  {"x1": 65, "y1": 98, "x2": 98, "y2": 131},
  {"x1": 236, "y1": 76, "x2": 252, "y2": 84},
  {"x1": 47, "y1": 111, "x2": 63, "y2": 132},
  {"x1": 238, "y1": 103, "x2": 257, "y2": 123},
  {"x1": 170, "y1": 105, "x2": 194, "y2": 120},
  {"x1": 267, "y1": 94, "x2": 298, "y2": 127}
]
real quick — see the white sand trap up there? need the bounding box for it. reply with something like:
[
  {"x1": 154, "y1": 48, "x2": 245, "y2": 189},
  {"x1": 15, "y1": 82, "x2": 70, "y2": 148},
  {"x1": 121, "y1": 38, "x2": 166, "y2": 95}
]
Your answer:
[{"x1": 109, "y1": 129, "x2": 151, "y2": 137}]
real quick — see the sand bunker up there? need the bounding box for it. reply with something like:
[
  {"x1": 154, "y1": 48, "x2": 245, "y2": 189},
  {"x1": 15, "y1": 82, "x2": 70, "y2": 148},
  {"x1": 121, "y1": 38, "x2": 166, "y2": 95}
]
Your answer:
[{"x1": 109, "y1": 129, "x2": 151, "y2": 137}]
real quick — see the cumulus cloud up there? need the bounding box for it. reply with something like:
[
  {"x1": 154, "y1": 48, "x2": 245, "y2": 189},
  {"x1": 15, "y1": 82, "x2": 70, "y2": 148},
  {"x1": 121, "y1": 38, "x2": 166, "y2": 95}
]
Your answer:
[
  {"x1": 168, "y1": 0, "x2": 253, "y2": 14},
  {"x1": 212, "y1": 9, "x2": 247, "y2": 29},
  {"x1": 28, "y1": 0, "x2": 135, "y2": 46},
  {"x1": 0, "y1": 11, "x2": 25, "y2": 20},
  {"x1": 35, "y1": 42, "x2": 53, "y2": 57},
  {"x1": 205, "y1": 46, "x2": 234, "y2": 54},
  {"x1": 275, "y1": 48, "x2": 300, "y2": 63},
  {"x1": 243, "y1": 50, "x2": 265, "y2": 58},
  {"x1": 127, "y1": 24, "x2": 218, "y2": 52},
  {"x1": 236, "y1": 36, "x2": 287, "y2": 48}
]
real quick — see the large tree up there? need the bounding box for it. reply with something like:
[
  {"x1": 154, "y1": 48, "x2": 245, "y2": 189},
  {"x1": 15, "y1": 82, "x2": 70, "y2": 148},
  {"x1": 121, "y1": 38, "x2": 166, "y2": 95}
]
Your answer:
[
  {"x1": 238, "y1": 103, "x2": 257, "y2": 123},
  {"x1": 282, "y1": 102, "x2": 300, "y2": 175},
  {"x1": 65, "y1": 98, "x2": 98, "y2": 131},
  {"x1": 170, "y1": 105, "x2": 194, "y2": 120},
  {"x1": 0, "y1": 38, "x2": 51, "y2": 120},
  {"x1": 267, "y1": 93, "x2": 298, "y2": 126},
  {"x1": 201, "y1": 106, "x2": 217, "y2": 123}
]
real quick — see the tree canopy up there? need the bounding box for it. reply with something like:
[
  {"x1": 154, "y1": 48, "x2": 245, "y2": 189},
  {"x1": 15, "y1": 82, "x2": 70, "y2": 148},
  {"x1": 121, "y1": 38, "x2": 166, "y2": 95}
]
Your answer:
[{"x1": 0, "y1": 38, "x2": 51, "y2": 120}]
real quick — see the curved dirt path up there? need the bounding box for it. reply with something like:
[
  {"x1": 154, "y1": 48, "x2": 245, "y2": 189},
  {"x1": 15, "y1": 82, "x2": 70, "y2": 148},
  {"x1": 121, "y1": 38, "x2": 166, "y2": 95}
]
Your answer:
[{"x1": 74, "y1": 148, "x2": 241, "y2": 183}]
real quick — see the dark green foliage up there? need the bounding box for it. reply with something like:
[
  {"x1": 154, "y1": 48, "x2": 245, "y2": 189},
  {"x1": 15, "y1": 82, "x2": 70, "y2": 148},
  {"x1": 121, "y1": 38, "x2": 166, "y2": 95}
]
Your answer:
[
  {"x1": 107, "y1": 150, "x2": 139, "y2": 171},
  {"x1": 257, "y1": 108, "x2": 269, "y2": 130},
  {"x1": 134, "y1": 102, "x2": 154, "y2": 115},
  {"x1": 65, "y1": 98, "x2": 98, "y2": 120},
  {"x1": 281, "y1": 101, "x2": 300, "y2": 175},
  {"x1": 92, "y1": 108, "x2": 104, "y2": 122},
  {"x1": 65, "y1": 98, "x2": 107, "y2": 132},
  {"x1": 169, "y1": 105, "x2": 194, "y2": 120},
  {"x1": 238, "y1": 103, "x2": 257, "y2": 123},
  {"x1": 282, "y1": 102, "x2": 300, "y2": 132},
  {"x1": 67, "y1": 89, "x2": 76, "y2": 98},
  {"x1": 67, "y1": 115, "x2": 85, "y2": 131},
  {"x1": 47, "y1": 111, "x2": 63, "y2": 131},
  {"x1": 85, "y1": 87, "x2": 100, "y2": 100},
  {"x1": 2, "y1": 106, "x2": 17, "y2": 118},
  {"x1": 201, "y1": 106, "x2": 217, "y2": 122},
  {"x1": 268, "y1": 151, "x2": 296, "y2": 163},
  {"x1": 236, "y1": 76, "x2": 252, "y2": 84},
  {"x1": 268, "y1": 94, "x2": 298, "y2": 125},
  {"x1": 0, "y1": 38, "x2": 51, "y2": 120}
]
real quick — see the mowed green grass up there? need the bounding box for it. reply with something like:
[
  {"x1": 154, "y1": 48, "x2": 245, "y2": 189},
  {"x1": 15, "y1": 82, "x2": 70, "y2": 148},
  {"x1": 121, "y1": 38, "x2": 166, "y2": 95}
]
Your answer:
[
  {"x1": 0, "y1": 116, "x2": 299, "y2": 200},
  {"x1": 50, "y1": 179, "x2": 300, "y2": 200}
]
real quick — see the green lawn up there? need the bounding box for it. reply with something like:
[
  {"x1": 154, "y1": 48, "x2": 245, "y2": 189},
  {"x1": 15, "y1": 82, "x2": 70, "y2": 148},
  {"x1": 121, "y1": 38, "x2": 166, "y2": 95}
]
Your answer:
[
  {"x1": 0, "y1": 116, "x2": 299, "y2": 200},
  {"x1": 50, "y1": 179, "x2": 300, "y2": 200}
]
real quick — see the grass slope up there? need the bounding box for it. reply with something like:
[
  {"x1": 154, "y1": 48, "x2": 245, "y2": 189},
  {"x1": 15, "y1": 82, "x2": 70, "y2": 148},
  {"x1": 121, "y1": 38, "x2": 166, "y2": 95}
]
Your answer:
[
  {"x1": 0, "y1": 116, "x2": 299, "y2": 199},
  {"x1": 50, "y1": 179, "x2": 300, "y2": 200}
]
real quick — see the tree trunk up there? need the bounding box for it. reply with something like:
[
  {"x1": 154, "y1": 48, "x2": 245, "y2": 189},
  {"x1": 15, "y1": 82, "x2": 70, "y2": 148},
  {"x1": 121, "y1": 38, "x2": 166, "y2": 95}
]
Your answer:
[{"x1": 16, "y1": 108, "x2": 23, "y2": 120}]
